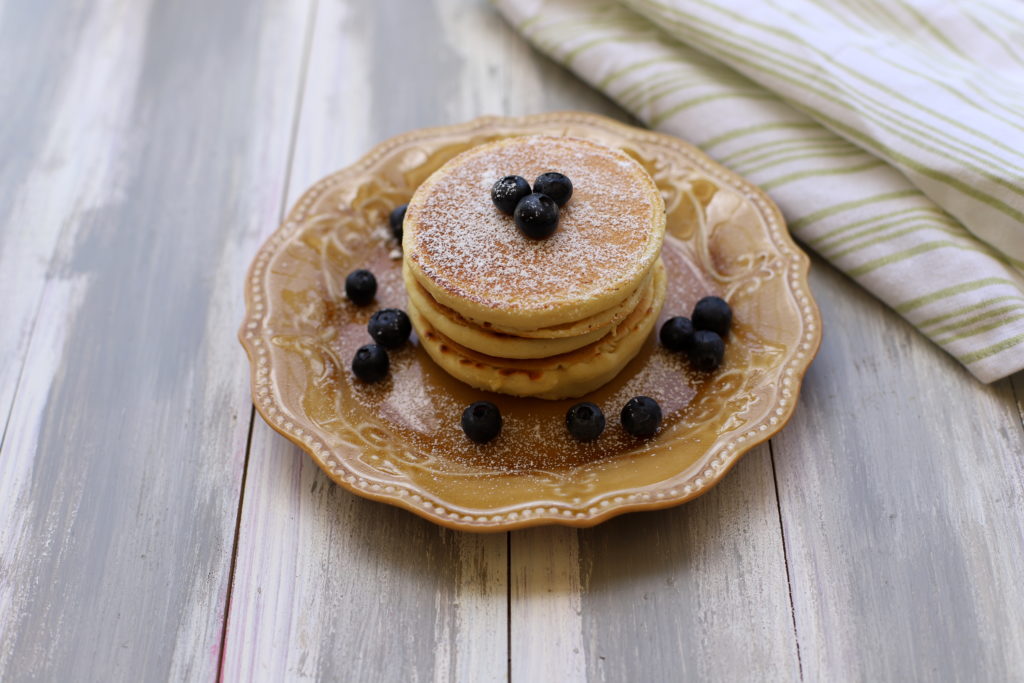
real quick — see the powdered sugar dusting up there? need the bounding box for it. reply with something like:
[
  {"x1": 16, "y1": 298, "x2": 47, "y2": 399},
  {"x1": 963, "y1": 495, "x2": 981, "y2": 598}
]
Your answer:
[
  {"x1": 407, "y1": 136, "x2": 661, "y2": 310},
  {"x1": 325, "y1": 239, "x2": 726, "y2": 475}
]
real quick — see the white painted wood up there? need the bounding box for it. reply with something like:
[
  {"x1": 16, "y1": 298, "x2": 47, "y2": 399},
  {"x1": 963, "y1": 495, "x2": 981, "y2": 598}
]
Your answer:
[
  {"x1": 0, "y1": 277, "x2": 91, "y2": 674},
  {"x1": 482, "y1": 9, "x2": 803, "y2": 669},
  {"x1": 445, "y1": 532, "x2": 510, "y2": 683},
  {"x1": 773, "y1": 259, "x2": 1024, "y2": 680},
  {"x1": 222, "y1": 2, "x2": 521, "y2": 680},
  {"x1": 517, "y1": 445, "x2": 802, "y2": 682},
  {"x1": 222, "y1": 421, "x2": 508, "y2": 682},
  {"x1": 511, "y1": 528, "x2": 587, "y2": 683},
  {"x1": 230, "y1": 2, "x2": 800, "y2": 680},
  {"x1": 0, "y1": 0, "x2": 311, "y2": 679},
  {"x1": 4, "y1": 0, "x2": 1024, "y2": 680},
  {"x1": 0, "y1": 0, "x2": 148, "y2": 454},
  {"x1": 1013, "y1": 372, "x2": 1023, "y2": 429}
]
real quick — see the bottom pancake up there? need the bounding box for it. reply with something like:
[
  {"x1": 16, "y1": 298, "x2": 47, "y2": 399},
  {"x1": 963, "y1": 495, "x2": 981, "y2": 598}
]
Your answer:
[{"x1": 408, "y1": 260, "x2": 667, "y2": 399}]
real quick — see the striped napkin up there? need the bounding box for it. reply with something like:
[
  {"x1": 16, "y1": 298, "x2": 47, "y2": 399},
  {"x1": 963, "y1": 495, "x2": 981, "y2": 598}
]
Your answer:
[{"x1": 493, "y1": 0, "x2": 1024, "y2": 382}]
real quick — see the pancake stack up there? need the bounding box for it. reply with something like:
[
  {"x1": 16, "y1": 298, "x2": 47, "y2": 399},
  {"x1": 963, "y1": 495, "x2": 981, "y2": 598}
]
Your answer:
[{"x1": 402, "y1": 135, "x2": 667, "y2": 400}]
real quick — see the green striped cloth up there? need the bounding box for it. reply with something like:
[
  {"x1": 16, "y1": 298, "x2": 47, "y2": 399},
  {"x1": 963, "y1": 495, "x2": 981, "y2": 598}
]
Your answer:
[{"x1": 494, "y1": 0, "x2": 1024, "y2": 382}]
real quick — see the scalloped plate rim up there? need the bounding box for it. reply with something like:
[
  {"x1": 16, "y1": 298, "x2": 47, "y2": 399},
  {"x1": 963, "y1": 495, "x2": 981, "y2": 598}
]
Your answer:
[{"x1": 238, "y1": 111, "x2": 822, "y2": 532}]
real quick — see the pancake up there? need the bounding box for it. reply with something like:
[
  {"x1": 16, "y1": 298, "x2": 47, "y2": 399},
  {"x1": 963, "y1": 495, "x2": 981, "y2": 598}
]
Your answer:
[
  {"x1": 403, "y1": 135, "x2": 666, "y2": 330},
  {"x1": 410, "y1": 259, "x2": 667, "y2": 399},
  {"x1": 404, "y1": 259, "x2": 658, "y2": 359},
  {"x1": 459, "y1": 267, "x2": 654, "y2": 339}
]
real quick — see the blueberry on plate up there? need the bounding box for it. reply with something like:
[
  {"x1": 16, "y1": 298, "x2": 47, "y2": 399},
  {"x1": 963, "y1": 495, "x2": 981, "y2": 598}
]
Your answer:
[
  {"x1": 351, "y1": 343, "x2": 389, "y2": 383},
  {"x1": 692, "y1": 295, "x2": 732, "y2": 336},
  {"x1": 368, "y1": 308, "x2": 412, "y2": 349},
  {"x1": 461, "y1": 401, "x2": 502, "y2": 443},
  {"x1": 659, "y1": 316, "x2": 695, "y2": 352},
  {"x1": 620, "y1": 396, "x2": 662, "y2": 438},
  {"x1": 566, "y1": 402, "x2": 605, "y2": 442},
  {"x1": 345, "y1": 269, "x2": 377, "y2": 306},
  {"x1": 513, "y1": 193, "x2": 559, "y2": 239},
  {"x1": 491, "y1": 175, "x2": 531, "y2": 215},
  {"x1": 533, "y1": 172, "x2": 573, "y2": 207},
  {"x1": 688, "y1": 330, "x2": 725, "y2": 372},
  {"x1": 389, "y1": 203, "x2": 407, "y2": 242}
]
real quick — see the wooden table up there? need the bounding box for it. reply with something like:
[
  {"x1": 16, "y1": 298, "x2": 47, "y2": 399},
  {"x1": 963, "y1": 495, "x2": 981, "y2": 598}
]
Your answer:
[{"x1": 2, "y1": 1, "x2": 1022, "y2": 680}]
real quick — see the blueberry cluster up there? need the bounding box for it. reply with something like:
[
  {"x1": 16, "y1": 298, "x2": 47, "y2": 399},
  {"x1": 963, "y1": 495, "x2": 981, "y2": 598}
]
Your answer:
[
  {"x1": 460, "y1": 395, "x2": 663, "y2": 445},
  {"x1": 659, "y1": 295, "x2": 732, "y2": 372},
  {"x1": 344, "y1": 209, "x2": 732, "y2": 446},
  {"x1": 564, "y1": 398, "x2": 663, "y2": 441},
  {"x1": 344, "y1": 268, "x2": 412, "y2": 383},
  {"x1": 345, "y1": 270, "x2": 663, "y2": 445},
  {"x1": 491, "y1": 172, "x2": 573, "y2": 239}
]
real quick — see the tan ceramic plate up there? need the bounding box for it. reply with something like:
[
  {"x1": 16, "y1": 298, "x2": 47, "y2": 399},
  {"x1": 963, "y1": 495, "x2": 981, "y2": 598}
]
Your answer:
[{"x1": 240, "y1": 112, "x2": 821, "y2": 531}]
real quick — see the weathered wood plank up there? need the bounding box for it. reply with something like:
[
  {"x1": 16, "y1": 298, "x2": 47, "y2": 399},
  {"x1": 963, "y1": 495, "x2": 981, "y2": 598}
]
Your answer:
[
  {"x1": 1013, "y1": 372, "x2": 1024, "y2": 431},
  {"x1": 773, "y1": 258, "x2": 1024, "y2": 680},
  {"x1": 0, "y1": 2, "x2": 144, "y2": 464},
  {"x1": 3, "y1": 0, "x2": 1020, "y2": 680},
  {"x1": 0, "y1": 0, "x2": 311, "y2": 679},
  {"x1": 223, "y1": 422, "x2": 508, "y2": 681},
  {"x1": 511, "y1": 445, "x2": 802, "y2": 682},
  {"x1": 221, "y1": 1, "x2": 562, "y2": 679},
  {"x1": 511, "y1": 527, "x2": 587, "y2": 682},
  {"x1": 491, "y1": 3, "x2": 800, "y2": 676}
]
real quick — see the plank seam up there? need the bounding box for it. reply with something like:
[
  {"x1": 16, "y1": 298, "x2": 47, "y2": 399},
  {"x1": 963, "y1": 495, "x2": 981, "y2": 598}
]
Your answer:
[
  {"x1": 506, "y1": 531, "x2": 512, "y2": 683},
  {"x1": 769, "y1": 439, "x2": 804, "y2": 681},
  {"x1": 279, "y1": 0, "x2": 319, "y2": 223},
  {"x1": 216, "y1": 405, "x2": 256, "y2": 683},
  {"x1": 217, "y1": 0, "x2": 319, "y2": 678},
  {"x1": 1010, "y1": 372, "x2": 1024, "y2": 433},
  {"x1": 0, "y1": 304, "x2": 44, "y2": 455}
]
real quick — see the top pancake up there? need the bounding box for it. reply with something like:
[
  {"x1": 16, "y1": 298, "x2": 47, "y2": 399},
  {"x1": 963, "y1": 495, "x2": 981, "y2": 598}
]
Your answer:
[{"x1": 403, "y1": 135, "x2": 665, "y2": 330}]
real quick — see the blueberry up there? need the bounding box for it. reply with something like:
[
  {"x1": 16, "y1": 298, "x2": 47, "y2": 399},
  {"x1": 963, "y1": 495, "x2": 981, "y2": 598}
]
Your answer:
[
  {"x1": 345, "y1": 269, "x2": 377, "y2": 306},
  {"x1": 688, "y1": 330, "x2": 725, "y2": 372},
  {"x1": 389, "y1": 203, "x2": 407, "y2": 242},
  {"x1": 368, "y1": 308, "x2": 412, "y2": 349},
  {"x1": 533, "y1": 172, "x2": 573, "y2": 207},
  {"x1": 620, "y1": 396, "x2": 662, "y2": 438},
  {"x1": 566, "y1": 402, "x2": 605, "y2": 442},
  {"x1": 660, "y1": 316, "x2": 695, "y2": 352},
  {"x1": 513, "y1": 193, "x2": 559, "y2": 239},
  {"x1": 692, "y1": 296, "x2": 732, "y2": 336},
  {"x1": 491, "y1": 175, "x2": 531, "y2": 215},
  {"x1": 352, "y1": 343, "x2": 389, "y2": 383},
  {"x1": 461, "y1": 401, "x2": 502, "y2": 443}
]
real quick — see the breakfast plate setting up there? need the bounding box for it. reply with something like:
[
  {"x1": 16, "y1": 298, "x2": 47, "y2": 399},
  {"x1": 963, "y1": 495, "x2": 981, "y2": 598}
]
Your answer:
[{"x1": 239, "y1": 111, "x2": 821, "y2": 531}]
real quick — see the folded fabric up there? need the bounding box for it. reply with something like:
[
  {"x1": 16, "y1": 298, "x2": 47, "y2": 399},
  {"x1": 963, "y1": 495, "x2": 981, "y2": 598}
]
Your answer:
[{"x1": 493, "y1": 0, "x2": 1024, "y2": 383}]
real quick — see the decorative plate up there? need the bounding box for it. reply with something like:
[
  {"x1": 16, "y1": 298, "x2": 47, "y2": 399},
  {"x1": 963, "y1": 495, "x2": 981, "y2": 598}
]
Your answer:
[{"x1": 239, "y1": 112, "x2": 821, "y2": 531}]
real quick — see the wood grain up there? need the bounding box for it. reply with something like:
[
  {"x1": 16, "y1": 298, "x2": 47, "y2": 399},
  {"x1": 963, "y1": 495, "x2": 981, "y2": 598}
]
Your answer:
[
  {"x1": 772, "y1": 257, "x2": 1024, "y2": 681},
  {"x1": 222, "y1": 2, "x2": 640, "y2": 679},
  {"x1": 488, "y1": 5, "x2": 801, "y2": 678},
  {"x1": 0, "y1": 0, "x2": 310, "y2": 678},
  {"x1": 1013, "y1": 372, "x2": 1024, "y2": 429},
  {"x1": 511, "y1": 527, "x2": 587, "y2": 683},
  {"x1": 221, "y1": 422, "x2": 508, "y2": 681},
  {"x1": 3, "y1": 1, "x2": 1024, "y2": 680},
  {"x1": 0, "y1": 1, "x2": 147, "y2": 470},
  {"x1": 511, "y1": 446, "x2": 802, "y2": 682},
  {"x1": 220, "y1": 1, "x2": 539, "y2": 679}
]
